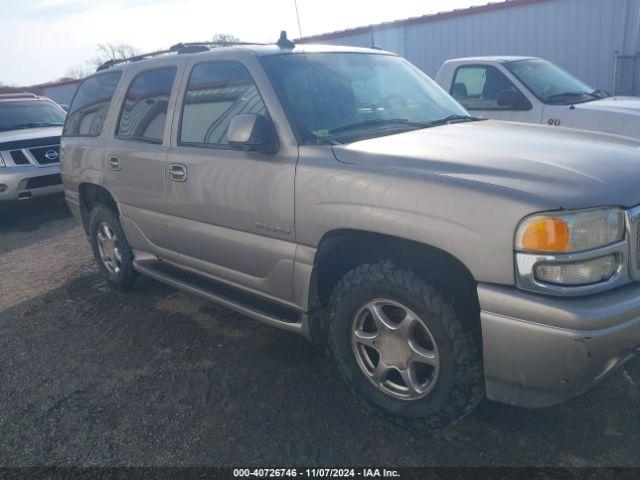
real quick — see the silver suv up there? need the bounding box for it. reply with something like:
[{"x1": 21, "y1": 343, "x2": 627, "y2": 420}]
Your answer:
[
  {"x1": 61, "y1": 38, "x2": 640, "y2": 429},
  {"x1": 0, "y1": 93, "x2": 66, "y2": 201}
]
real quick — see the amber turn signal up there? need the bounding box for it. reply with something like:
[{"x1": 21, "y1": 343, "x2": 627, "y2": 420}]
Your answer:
[{"x1": 519, "y1": 217, "x2": 570, "y2": 252}]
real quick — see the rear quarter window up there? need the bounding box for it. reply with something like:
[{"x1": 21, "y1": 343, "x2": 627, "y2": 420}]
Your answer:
[{"x1": 63, "y1": 71, "x2": 122, "y2": 137}]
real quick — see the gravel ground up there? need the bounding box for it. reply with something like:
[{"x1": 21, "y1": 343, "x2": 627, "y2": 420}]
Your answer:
[{"x1": 1, "y1": 196, "x2": 640, "y2": 467}]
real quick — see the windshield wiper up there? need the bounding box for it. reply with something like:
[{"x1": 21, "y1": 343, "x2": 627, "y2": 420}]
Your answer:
[
  {"x1": 327, "y1": 118, "x2": 427, "y2": 135},
  {"x1": 546, "y1": 91, "x2": 599, "y2": 103},
  {"x1": 424, "y1": 114, "x2": 483, "y2": 127}
]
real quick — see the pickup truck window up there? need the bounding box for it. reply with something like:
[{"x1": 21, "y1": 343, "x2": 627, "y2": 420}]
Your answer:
[
  {"x1": 506, "y1": 59, "x2": 598, "y2": 105},
  {"x1": 0, "y1": 100, "x2": 65, "y2": 132},
  {"x1": 451, "y1": 65, "x2": 520, "y2": 111},
  {"x1": 64, "y1": 71, "x2": 122, "y2": 137},
  {"x1": 261, "y1": 53, "x2": 467, "y2": 144},
  {"x1": 116, "y1": 67, "x2": 177, "y2": 144},
  {"x1": 179, "y1": 61, "x2": 267, "y2": 148}
]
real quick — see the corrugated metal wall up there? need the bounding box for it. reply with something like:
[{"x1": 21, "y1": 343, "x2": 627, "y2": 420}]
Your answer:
[{"x1": 312, "y1": 0, "x2": 640, "y2": 93}]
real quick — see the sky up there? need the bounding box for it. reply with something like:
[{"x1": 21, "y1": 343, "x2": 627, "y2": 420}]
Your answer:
[{"x1": 1, "y1": 0, "x2": 486, "y2": 86}]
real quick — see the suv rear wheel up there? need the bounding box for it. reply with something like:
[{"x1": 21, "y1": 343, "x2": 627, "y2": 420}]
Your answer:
[
  {"x1": 328, "y1": 261, "x2": 483, "y2": 430},
  {"x1": 89, "y1": 204, "x2": 137, "y2": 290}
]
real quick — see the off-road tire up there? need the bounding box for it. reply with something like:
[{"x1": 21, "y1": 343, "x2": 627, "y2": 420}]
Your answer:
[
  {"x1": 328, "y1": 261, "x2": 484, "y2": 430},
  {"x1": 89, "y1": 204, "x2": 137, "y2": 290}
]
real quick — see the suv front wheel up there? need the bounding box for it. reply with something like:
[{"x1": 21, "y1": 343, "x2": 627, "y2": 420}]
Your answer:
[
  {"x1": 328, "y1": 261, "x2": 483, "y2": 430},
  {"x1": 89, "y1": 204, "x2": 137, "y2": 290}
]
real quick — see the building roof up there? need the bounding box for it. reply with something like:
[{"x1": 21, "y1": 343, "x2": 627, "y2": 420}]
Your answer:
[
  {"x1": 445, "y1": 55, "x2": 539, "y2": 64},
  {"x1": 296, "y1": 0, "x2": 553, "y2": 43}
]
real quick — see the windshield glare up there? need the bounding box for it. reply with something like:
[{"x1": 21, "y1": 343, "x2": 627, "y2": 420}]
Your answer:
[
  {"x1": 0, "y1": 100, "x2": 66, "y2": 131},
  {"x1": 262, "y1": 53, "x2": 469, "y2": 144},
  {"x1": 506, "y1": 59, "x2": 596, "y2": 104}
]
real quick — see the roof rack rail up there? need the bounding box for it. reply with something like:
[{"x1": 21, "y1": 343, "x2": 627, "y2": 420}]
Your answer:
[
  {"x1": 96, "y1": 40, "x2": 268, "y2": 72},
  {"x1": 0, "y1": 92, "x2": 39, "y2": 99}
]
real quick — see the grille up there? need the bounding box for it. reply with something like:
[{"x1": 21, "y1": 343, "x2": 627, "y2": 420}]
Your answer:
[
  {"x1": 24, "y1": 174, "x2": 62, "y2": 189},
  {"x1": 628, "y1": 207, "x2": 640, "y2": 280},
  {"x1": 29, "y1": 145, "x2": 60, "y2": 165},
  {"x1": 10, "y1": 150, "x2": 30, "y2": 165}
]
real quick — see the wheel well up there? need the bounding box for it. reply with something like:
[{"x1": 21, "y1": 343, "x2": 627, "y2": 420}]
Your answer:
[
  {"x1": 308, "y1": 230, "x2": 480, "y2": 336},
  {"x1": 78, "y1": 183, "x2": 118, "y2": 234}
]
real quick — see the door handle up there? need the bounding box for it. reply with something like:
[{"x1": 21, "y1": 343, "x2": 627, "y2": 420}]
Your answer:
[
  {"x1": 168, "y1": 163, "x2": 187, "y2": 182},
  {"x1": 107, "y1": 156, "x2": 121, "y2": 171}
]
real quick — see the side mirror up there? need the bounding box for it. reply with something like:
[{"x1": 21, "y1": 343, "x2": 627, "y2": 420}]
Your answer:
[
  {"x1": 228, "y1": 114, "x2": 278, "y2": 153},
  {"x1": 497, "y1": 89, "x2": 532, "y2": 111}
]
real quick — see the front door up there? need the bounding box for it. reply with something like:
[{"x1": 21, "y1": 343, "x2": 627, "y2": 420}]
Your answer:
[
  {"x1": 165, "y1": 57, "x2": 297, "y2": 303},
  {"x1": 449, "y1": 64, "x2": 543, "y2": 123}
]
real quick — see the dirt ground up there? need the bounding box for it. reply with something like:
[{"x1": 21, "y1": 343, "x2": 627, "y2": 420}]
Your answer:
[{"x1": 1, "y1": 196, "x2": 639, "y2": 467}]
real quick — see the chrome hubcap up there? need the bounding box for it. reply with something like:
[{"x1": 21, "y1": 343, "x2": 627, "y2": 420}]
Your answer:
[
  {"x1": 351, "y1": 299, "x2": 440, "y2": 400},
  {"x1": 96, "y1": 222, "x2": 122, "y2": 275}
]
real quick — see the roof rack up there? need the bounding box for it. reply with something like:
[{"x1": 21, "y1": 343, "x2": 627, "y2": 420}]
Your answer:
[
  {"x1": 96, "y1": 39, "x2": 268, "y2": 71},
  {"x1": 0, "y1": 92, "x2": 40, "y2": 99}
]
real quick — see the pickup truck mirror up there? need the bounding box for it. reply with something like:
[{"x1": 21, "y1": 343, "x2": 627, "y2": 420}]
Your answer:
[
  {"x1": 228, "y1": 114, "x2": 278, "y2": 153},
  {"x1": 497, "y1": 89, "x2": 532, "y2": 111}
]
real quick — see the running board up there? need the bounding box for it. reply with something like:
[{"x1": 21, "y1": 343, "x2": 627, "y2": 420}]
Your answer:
[{"x1": 133, "y1": 259, "x2": 308, "y2": 336}]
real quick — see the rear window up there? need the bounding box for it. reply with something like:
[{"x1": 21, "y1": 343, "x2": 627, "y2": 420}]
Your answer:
[
  {"x1": 64, "y1": 71, "x2": 122, "y2": 137},
  {"x1": 116, "y1": 67, "x2": 177, "y2": 144}
]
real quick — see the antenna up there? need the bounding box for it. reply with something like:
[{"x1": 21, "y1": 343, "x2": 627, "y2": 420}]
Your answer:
[{"x1": 277, "y1": 31, "x2": 295, "y2": 49}]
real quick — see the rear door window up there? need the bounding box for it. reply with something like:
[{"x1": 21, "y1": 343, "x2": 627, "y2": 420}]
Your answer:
[
  {"x1": 451, "y1": 65, "x2": 519, "y2": 110},
  {"x1": 64, "y1": 71, "x2": 122, "y2": 136},
  {"x1": 179, "y1": 61, "x2": 267, "y2": 147},
  {"x1": 116, "y1": 67, "x2": 177, "y2": 144}
]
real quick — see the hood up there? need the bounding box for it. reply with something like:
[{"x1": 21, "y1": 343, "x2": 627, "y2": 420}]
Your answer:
[
  {"x1": 332, "y1": 120, "x2": 640, "y2": 210},
  {"x1": 571, "y1": 97, "x2": 640, "y2": 140},
  {"x1": 0, "y1": 126, "x2": 62, "y2": 147},
  {"x1": 576, "y1": 96, "x2": 640, "y2": 115}
]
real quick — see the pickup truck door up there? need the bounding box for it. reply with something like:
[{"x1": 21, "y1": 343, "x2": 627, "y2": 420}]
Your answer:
[
  {"x1": 448, "y1": 63, "x2": 543, "y2": 124},
  {"x1": 164, "y1": 55, "x2": 298, "y2": 304}
]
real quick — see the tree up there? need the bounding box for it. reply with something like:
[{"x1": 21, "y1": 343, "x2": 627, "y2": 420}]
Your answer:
[
  {"x1": 65, "y1": 66, "x2": 91, "y2": 80},
  {"x1": 211, "y1": 33, "x2": 240, "y2": 45},
  {"x1": 90, "y1": 43, "x2": 139, "y2": 68}
]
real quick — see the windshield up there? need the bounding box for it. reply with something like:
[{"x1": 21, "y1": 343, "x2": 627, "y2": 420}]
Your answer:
[
  {"x1": 0, "y1": 100, "x2": 66, "y2": 132},
  {"x1": 261, "y1": 53, "x2": 471, "y2": 144},
  {"x1": 506, "y1": 59, "x2": 599, "y2": 105}
]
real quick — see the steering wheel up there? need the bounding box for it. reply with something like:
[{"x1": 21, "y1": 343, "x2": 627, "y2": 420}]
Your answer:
[{"x1": 379, "y1": 94, "x2": 408, "y2": 110}]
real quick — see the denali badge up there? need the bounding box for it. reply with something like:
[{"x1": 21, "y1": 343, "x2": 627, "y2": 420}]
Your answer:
[{"x1": 254, "y1": 222, "x2": 292, "y2": 235}]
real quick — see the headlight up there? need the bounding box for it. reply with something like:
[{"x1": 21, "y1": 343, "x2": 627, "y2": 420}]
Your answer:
[{"x1": 515, "y1": 207, "x2": 624, "y2": 253}]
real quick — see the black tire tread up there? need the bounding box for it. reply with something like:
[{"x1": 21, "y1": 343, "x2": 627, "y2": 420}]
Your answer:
[
  {"x1": 328, "y1": 260, "x2": 484, "y2": 430},
  {"x1": 89, "y1": 204, "x2": 137, "y2": 291}
]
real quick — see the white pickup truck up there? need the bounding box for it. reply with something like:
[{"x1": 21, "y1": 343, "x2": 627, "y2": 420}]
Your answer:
[{"x1": 435, "y1": 56, "x2": 640, "y2": 140}]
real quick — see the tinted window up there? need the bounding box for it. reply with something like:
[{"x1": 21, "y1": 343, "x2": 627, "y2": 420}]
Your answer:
[
  {"x1": 451, "y1": 65, "x2": 519, "y2": 110},
  {"x1": 117, "y1": 67, "x2": 176, "y2": 143},
  {"x1": 64, "y1": 71, "x2": 121, "y2": 136},
  {"x1": 0, "y1": 101, "x2": 65, "y2": 132},
  {"x1": 180, "y1": 61, "x2": 267, "y2": 146}
]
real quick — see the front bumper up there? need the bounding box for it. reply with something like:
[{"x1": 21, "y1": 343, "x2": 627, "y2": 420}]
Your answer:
[
  {"x1": 479, "y1": 282, "x2": 640, "y2": 408},
  {"x1": 0, "y1": 164, "x2": 63, "y2": 201}
]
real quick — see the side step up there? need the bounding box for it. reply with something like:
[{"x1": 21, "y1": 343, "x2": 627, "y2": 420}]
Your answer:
[{"x1": 133, "y1": 259, "x2": 307, "y2": 336}]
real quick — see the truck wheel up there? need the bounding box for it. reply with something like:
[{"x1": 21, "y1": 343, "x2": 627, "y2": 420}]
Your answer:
[
  {"x1": 89, "y1": 204, "x2": 137, "y2": 290},
  {"x1": 328, "y1": 261, "x2": 483, "y2": 430}
]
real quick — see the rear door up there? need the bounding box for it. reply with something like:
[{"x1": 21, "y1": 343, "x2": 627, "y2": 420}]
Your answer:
[
  {"x1": 165, "y1": 52, "x2": 298, "y2": 303},
  {"x1": 449, "y1": 64, "x2": 543, "y2": 123},
  {"x1": 102, "y1": 62, "x2": 181, "y2": 256}
]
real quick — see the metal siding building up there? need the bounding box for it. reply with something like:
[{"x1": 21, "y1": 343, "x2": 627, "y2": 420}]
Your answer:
[{"x1": 300, "y1": 0, "x2": 640, "y2": 94}]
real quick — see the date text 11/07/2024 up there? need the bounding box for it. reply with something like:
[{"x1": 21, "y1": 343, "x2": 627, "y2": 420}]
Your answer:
[{"x1": 232, "y1": 468, "x2": 401, "y2": 478}]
